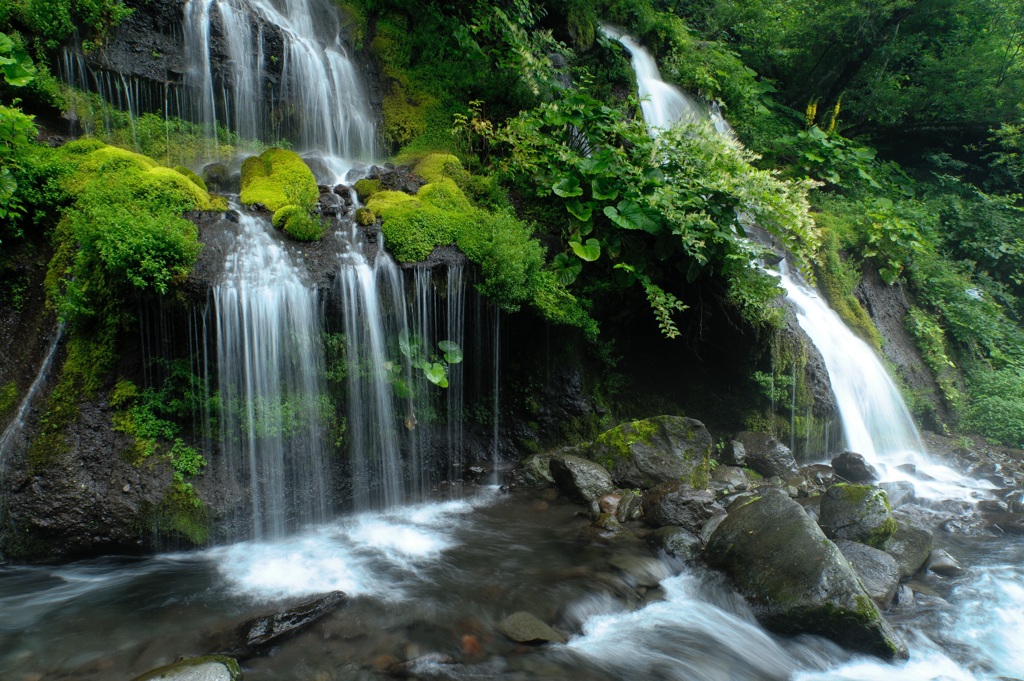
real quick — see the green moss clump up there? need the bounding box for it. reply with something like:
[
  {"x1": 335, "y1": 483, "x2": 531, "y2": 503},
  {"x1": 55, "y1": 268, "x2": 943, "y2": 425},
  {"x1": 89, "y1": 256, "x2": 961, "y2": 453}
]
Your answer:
[
  {"x1": 174, "y1": 165, "x2": 208, "y2": 193},
  {"x1": 0, "y1": 381, "x2": 19, "y2": 422},
  {"x1": 591, "y1": 419, "x2": 650, "y2": 471},
  {"x1": 272, "y1": 204, "x2": 300, "y2": 228},
  {"x1": 353, "y1": 178, "x2": 380, "y2": 201},
  {"x1": 814, "y1": 227, "x2": 883, "y2": 349},
  {"x1": 141, "y1": 485, "x2": 209, "y2": 546},
  {"x1": 283, "y1": 212, "x2": 325, "y2": 242},
  {"x1": 354, "y1": 207, "x2": 376, "y2": 225},
  {"x1": 239, "y1": 147, "x2": 318, "y2": 212},
  {"x1": 414, "y1": 153, "x2": 465, "y2": 183}
]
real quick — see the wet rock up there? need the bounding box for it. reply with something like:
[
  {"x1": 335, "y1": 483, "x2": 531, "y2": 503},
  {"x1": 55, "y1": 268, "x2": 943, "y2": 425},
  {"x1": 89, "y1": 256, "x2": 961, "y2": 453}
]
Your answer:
[
  {"x1": 549, "y1": 454, "x2": 615, "y2": 503},
  {"x1": 819, "y1": 484, "x2": 896, "y2": 547},
  {"x1": 615, "y1": 489, "x2": 643, "y2": 522},
  {"x1": 301, "y1": 153, "x2": 335, "y2": 185},
  {"x1": 721, "y1": 440, "x2": 745, "y2": 466},
  {"x1": 317, "y1": 191, "x2": 345, "y2": 217},
  {"x1": 892, "y1": 583, "x2": 915, "y2": 609},
  {"x1": 389, "y1": 653, "x2": 457, "y2": 678},
  {"x1": 498, "y1": 612, "x2": 566, "y2": 645},
  {"x1": 597, "y1": 494, "x2": 621, "y2": 516},
  {"x1": 879, "y1": 481, "x2": 916, "y2": 508},
  {"x1": 985, "y1": 511, "x2": 1024, "y2": 534},
  {"x1": 367, "y1": 164, "x2": 426, "y2": 195},
  {"x1": 585, "y1": 416, "x2": 713, "y2": 489},
  {"x1": 648, "y1": 526, "x2": 703, "y2": 559},
  {"x1": 831, "y1": 451, "x2": 879, "y2": 483},
  {"x1": 835, "y1": 540, "x2": 899, "y2": 607},
  {"x1": 880, "y1": 515, "x2": 934, "y2": 578},
  {"x1": 942, "y1": 515, "x2": 987, "y2": 536},
  {"x1": 704, "y1": 489, "x2": 908, "y2": 660},
  {"x1": 800, "y1": 464, "x2": 836, "y2": 488},
  {"x1": 332, "y1": 184, "x2": 354, "y2": 204},
  {"x1": 926, "y1": 549, "x2": 965, "y2": 577},
  {"x1": 711, "y1": 465, "x2": 750, "y2": 491},
  {"x1": 231, "y1": 591, "x2": 346, "y2": 655},
  {"x1": 131, "y1": 655, "x2": 242, "y2": 681},
  {"x1": 641, "y1": 482, "x2": 725, "y2": 533},
  {"x1": 608, "y1": 552, "x2": 670, "y2": 587},
  {"x1": 732, "y1": 432, "x2": 799, "y2": 479},
  {"x1": 202, "y1": 163, "x2": 234, "y2": 193},
  {"x1": 593, "y1": 512, "x2": 623, "y2": 534},
  {"x1": 977, "y1": 499, "x2": 1009, "y2": 513}
]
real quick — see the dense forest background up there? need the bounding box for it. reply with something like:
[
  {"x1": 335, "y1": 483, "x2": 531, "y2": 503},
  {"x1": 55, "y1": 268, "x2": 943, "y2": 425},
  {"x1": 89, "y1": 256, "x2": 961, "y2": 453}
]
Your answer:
[{"x1": 3, "y1": 0, "x2": 1024, "y2": 457}]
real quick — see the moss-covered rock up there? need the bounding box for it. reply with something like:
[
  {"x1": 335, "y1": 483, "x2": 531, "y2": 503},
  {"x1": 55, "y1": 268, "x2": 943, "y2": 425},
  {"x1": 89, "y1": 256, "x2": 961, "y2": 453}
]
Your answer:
[
  {"x1": 704, "y1": 488, "x2": 908, "y2": 660},
  {"x1": 239, "y1": 147, "x2": 318, "y2": 212},
  {"x1": 281, "y1": 212, "x2": 324, "y2": 242},
  {"x1": 586, "y1": 415, "x2": 713, "y2": 489},
  {"x1": 354, "y1": 206, "x2": 376, "y2": 225},
  {"x1": 880, "y1": 511, "x2": 933, "y2": 578},
  {"x1": 174, "y1": 165, "x2": 208, "y2": 192},
  {"x1": 353, "y1": 177, "x2": 380, "y2": 201},
  {"x1": 413, "y1": 153, "x2": 465, "y2": 183},
  {"x1": 819, "y1": 483, "x2": 897, "y2": 547}
]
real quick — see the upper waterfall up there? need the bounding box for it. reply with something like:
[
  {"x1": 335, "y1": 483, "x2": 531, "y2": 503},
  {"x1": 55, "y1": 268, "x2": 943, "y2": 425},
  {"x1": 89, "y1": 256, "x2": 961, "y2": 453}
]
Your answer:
[{"x1": 183, "y1": 0, "x2": 375, "y2": 161}]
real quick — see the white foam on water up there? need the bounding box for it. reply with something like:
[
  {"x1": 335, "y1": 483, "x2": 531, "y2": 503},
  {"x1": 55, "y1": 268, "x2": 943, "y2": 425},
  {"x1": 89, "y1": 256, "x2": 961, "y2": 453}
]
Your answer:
[
  {"x1": 951, "y1": 566, "x2": 1024, "y2": 678},
  {"x1": 792, "y1": 643, "x2": 978, "y2": 681},
  {"x1": 210, "y1": 490, "x2": 499, "y2": 601}
]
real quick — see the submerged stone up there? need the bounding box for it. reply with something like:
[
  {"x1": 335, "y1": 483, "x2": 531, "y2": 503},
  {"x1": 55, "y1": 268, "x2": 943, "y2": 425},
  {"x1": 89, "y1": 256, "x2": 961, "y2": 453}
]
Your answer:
[
  {"x1": 498, "y1": 611, "x2": 566, "y2": 644},
  {"x1": 586, "y1": 416, "x2": 712, "y2": 489},
  {"x1": 131, "y1": 655, "x2": 241, "y2": 681},
  {"x1": 704, "y1": 489, "x2": 908, "y2": 660},
  {"x1": 231, "y1": 591, "x2": 346, "y2": 655}
]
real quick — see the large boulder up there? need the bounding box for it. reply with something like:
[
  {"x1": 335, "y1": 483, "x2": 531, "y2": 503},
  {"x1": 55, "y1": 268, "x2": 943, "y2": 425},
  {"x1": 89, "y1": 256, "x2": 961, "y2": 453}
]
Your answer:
[
  {"x1": 132, "y1": 656, "x2": 242, "y2": 681},
  {"x1": 642, "y1": 482, "x2": 725, "y2": 533},
  {"x1": 704, "y1": 489, "x2": 908, "y2": 660},
  {"x1": 507, "y1": 453, "x2": 556, "y2": 488},
  {"x1": 586, "y1": 416, "x2": 712, "y2": 489},
  {"x1": 549, "y1": 454, "x2": 615, "y2": 503},
  {"x1": 880, "y1": 515, "x2": 934, "y2": 578},
  {"x1": 835, "y1": 540, "x2": 900, "y2": 607},
  {"x1": 819, "y1": 484, "x2": 896, "y2": 547},
  {"x1": 732, "y1": 432, "x2": 799, "y2": 479},
  {"x1": 831, "y1": 451, "x2": 879, "y2": 483}
]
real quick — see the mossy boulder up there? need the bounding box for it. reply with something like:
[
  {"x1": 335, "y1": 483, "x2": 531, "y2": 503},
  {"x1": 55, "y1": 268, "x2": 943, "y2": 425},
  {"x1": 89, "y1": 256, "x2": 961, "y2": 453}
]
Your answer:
[
  {"x1": 819, "y1": 483, "x2": 897, "y2": 547},
  {"x1": 132, "y1": 655, "x2": 241, "y2": 681},
  {"x1": 270, "y1": 204, "x2": 324, "y2": 242},
  {"x1": 586, "y1": 416, "x2": 713, "y2": 489},
  {"x1": 239, "y1": 147, "x2": 318, "y2": 212},
  {"x1": 508, "y1": 452, "x2": 557, "y2": 488},
  {"x1": 353, "y1": 177, "x2": 380, "y2": 201},
  {"x1": 174, "y1": 165, "x2": 208, "y2": 192},
  {"x1": 704, "y1": 488, "x2": 908, "y2": 660},
  {"x1": 354, "y1": 207, "x2": 376, "y2": 226}
]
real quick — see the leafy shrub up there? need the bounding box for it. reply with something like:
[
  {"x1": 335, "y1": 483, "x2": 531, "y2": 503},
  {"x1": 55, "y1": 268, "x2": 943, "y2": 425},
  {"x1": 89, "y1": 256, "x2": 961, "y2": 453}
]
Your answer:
[{"x1": 282, "y1": 212, "x2": 325, "y2": 241}]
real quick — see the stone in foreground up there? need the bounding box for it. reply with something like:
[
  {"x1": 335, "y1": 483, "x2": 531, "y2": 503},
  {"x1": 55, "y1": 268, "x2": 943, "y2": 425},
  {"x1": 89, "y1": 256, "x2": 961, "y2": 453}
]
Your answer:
[
  {"x1": 642, "y1": 482, "x2": 725, "y2": 533},
  {"x1": 498, "y1": 611, "x2": 566, "y2": 644},
  {"x1": 835, "y1": 540, "x2": 900, "y2": 607},
  {"x1": 731, "y1": 432, "x2": 799, "y2": 479},
  {"x1": 819, "y1": 483, "x2": 896, "y2": 547},
  {"x1": 549, "y1": 454, "x2": 615, "y2": 503},
  {"x1": 704, "y1": 489, "x2": 908, "y2": 660},
  {"x1": 132, "y1": 655, "x2": 242, "y2": 681}
]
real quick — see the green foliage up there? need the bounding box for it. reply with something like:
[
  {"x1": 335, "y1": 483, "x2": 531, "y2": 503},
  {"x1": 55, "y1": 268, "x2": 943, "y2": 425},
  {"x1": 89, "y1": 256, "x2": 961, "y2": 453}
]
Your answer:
[
  {"x1": 239, "y1": 147, "x2": 318, "y2": 212},
  {"x1": 353, "y1": 178, "x2": 380, "y2": 201},
  {"x1": 173, "y1": 166, "x2": 207, "y2": 192},
  {"x1": 283, "y1": 211, "x2": 325, "y2": 242},
  {"x1": 496, "y1": 88, "x2": 818, "y2": 336},
  {"x1": 906, "y1": 306, "x2": 962, "y2": 411},
  {"x1": 2, "y1": 0, "x2": 132, "y2": 51},
  {"x1": 961, "y1": 369, "x2": 1024, "y2": 448},
  {"x1": 814, "y1": 226, "x2": 882, "y2": 348},
  {"x1": 0, "y1": 31, "x2": 35, "y2": 87},
  {"x1": 354, "y1": 206, "x2": 376, "y2": 225}
]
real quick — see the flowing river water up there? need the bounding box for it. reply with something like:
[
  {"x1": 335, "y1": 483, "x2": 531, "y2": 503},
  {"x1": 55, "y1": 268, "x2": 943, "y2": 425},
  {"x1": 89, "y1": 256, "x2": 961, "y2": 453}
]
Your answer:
[{"x1": 0, "y1": 9, "x2": 1021, "y2": 681}]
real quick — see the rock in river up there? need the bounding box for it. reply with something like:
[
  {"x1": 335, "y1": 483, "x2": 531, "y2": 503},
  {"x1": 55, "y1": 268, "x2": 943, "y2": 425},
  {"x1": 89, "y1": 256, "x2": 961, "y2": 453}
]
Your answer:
[
  {"x1": 819, "y1": 483, "x2": 896, "y2": 547},
  {"x1": 704, "y1": 489, "x2": 908, "y2": 660},
  {"x1": 132, "y1": 655, "x2": 242, "y2": 681},
  {"x1": 585, "y1": 416, "x2": 712, "y2": 489},
  {"x1": 549, "y1": 454, "x2": 615, "y2": 503}
]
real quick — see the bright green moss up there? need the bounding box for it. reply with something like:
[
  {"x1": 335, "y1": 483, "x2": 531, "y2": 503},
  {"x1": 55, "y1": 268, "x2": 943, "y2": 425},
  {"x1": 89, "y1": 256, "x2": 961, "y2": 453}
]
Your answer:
[
  {"x1": 173, "y1": 165, "x2": 208, "y2": 193},
  {"x1": 419, "y1": 178, "x2": 473, "y2": 212},
  {"x1": 414, "y1": 153, "x2": 464, "y2": 183},
  {"x1": 283, "y1": 212, "x2": 325, "y2": 242},
  {"x1": 239, "y1": 147, "x2": 318, "y2": 212},
  {"x1": 354, "y1": 207, "x2": 376, "y2": 225},
  {"x1": 353, "y1": 178, "x2": 380, "y2": 201},
  {"x1": 272, "y1": 204, "x2": 300, "y2": 228}
]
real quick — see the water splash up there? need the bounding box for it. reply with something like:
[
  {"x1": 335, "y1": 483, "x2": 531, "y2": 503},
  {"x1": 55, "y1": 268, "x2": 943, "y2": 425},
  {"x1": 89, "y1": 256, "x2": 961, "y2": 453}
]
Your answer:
[{"x1": 212, "y1": 210, "x2": 329, "y2": 539}]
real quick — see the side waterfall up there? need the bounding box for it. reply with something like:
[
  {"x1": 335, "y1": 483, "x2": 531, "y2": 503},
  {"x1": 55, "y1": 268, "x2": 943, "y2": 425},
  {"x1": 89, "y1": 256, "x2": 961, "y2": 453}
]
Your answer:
[
  {"x1": 0, "y1": 326, "x2": 64, "y2": 462},
  {"x1": 211, "y1": 210, "x2": 329, "y2": 539}
]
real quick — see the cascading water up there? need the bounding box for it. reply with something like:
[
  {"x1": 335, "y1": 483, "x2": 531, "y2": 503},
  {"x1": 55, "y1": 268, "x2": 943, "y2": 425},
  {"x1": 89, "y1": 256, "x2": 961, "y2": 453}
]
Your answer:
[
  {"x1": 183, "y1": 0, "x2": 375, "y2": 162},
  {"x1": 0, "y1": 326, "x2": 64, "y2": 461},
  {"x1": 601, "y1": 25, "x2": 733, "y2": 138},
  {"x1": 211, "y1": 209, "x2": 329, "y2": 539}
]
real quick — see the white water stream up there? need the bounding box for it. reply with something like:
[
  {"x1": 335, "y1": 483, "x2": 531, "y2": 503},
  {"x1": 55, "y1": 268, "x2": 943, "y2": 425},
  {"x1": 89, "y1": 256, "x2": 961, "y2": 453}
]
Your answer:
[{"x1": 0, "y1": 325, "x2": 63, "y2": 462}]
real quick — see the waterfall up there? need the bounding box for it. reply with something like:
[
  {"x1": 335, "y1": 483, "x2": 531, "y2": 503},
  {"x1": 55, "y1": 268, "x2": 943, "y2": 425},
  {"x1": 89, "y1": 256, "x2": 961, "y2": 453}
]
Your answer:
[
  {"x1": 211, "y1": 210, "x2": 329, "y2": 539},
  {"x1": 601, "y1": 26, "x2": 733, "y2": 138},
  {"x1": 183, "y1": 0, "x2": 375, "y2": 161},
  {"x1": 0, "y1": 326, "x2": 64, "y2": 463}
]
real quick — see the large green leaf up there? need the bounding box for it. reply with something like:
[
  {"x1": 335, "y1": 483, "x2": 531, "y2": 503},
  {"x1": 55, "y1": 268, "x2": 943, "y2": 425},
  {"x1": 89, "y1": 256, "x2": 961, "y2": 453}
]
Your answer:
[
  {"x1": 552, "y1": 252, "x2": 583, "y2": 285},
  {"x1": 569, "y1": 238, "x2": 601, "y2": 262},
  {"x1": 566, "y1": 198, "x2": 593, "y2": 222},
  {"x1": 424, "y1": 362, "x2": 448, "y2": 388},
  {"x1": 438, "y1": 339, "x2": 463, "y2": 364},
  {"x1": 552, "y1": 176, "x2": 583, "y2": 197},
  {"x1": 591, "y1": 176, "x2": 619, "y2": 201},
  {"x1": 604, "y1": 200, "x2": 661, "y2": 234}
]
